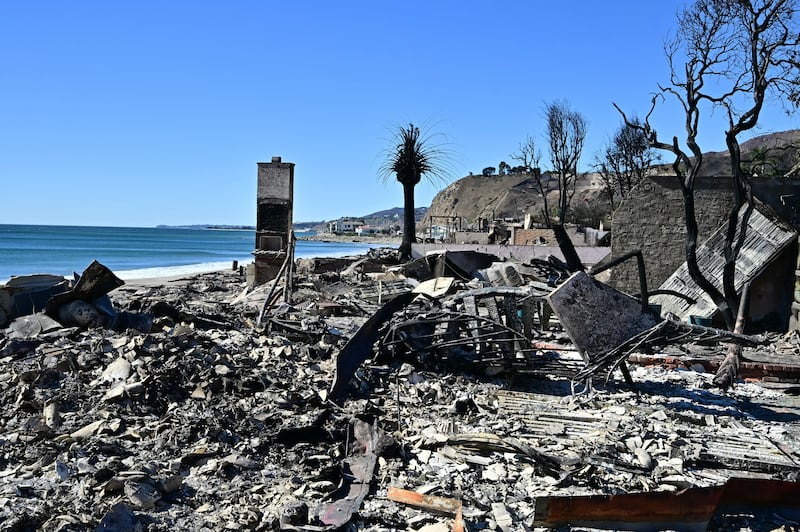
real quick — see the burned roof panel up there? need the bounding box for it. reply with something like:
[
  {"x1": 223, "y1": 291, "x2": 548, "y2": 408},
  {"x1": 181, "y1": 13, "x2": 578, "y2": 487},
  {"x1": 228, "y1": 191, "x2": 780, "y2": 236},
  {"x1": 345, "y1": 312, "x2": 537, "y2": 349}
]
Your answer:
[{"x1": 651, "y1": 204, "x2": 798, "y2": 321}]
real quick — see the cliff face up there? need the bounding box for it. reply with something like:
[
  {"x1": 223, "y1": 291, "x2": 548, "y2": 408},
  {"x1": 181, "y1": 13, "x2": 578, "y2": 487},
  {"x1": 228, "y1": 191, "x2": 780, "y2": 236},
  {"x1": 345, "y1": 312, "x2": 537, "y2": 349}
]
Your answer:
[{"x1": 423, "y1": 174, "x2": 531, "y2": 225}]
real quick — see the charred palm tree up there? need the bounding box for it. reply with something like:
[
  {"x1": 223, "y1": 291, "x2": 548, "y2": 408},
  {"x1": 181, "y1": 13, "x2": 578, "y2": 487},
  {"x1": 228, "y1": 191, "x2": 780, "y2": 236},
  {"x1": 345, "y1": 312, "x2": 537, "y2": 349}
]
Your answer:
[{"x1": 380, "y1": 123, "x2": 452, "y2": 259}]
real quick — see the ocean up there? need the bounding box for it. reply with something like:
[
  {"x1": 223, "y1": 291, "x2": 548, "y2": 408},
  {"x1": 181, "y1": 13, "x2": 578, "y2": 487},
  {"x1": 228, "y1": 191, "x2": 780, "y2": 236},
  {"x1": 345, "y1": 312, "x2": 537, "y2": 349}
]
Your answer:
[{"x1": 0, "y1": 224, "x2": 383, "y2": 283}]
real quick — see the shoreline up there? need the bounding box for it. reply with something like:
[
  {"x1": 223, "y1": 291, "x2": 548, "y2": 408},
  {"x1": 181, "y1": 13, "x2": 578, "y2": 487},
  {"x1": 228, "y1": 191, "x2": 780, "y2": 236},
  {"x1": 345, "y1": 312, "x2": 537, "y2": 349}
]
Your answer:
[
  {"x1": 3, "y1": 244, "x2": 398, "y2": 289},
  {"x1": 122, "y1": 239, "x2": 399, "y2": 287},
  {"x1": 1, "y1": 237, "x2": 397, "y2": 286},
  {"x1": 298, "y1": 232, "x2": 401, "y2": 245}
]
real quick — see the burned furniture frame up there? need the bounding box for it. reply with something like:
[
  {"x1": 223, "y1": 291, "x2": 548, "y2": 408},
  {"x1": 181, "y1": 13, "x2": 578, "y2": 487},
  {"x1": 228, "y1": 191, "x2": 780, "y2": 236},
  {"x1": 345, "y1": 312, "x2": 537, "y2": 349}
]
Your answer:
[
  {"x1": 329, "y1": 283, "x2": 564, "y2": 400},
  {"x1": 377, "y1": 286, "x2": 548, "y2": 373},
  {"x1": 330, "y1": 249, "x2": 764, "y2": 401}
]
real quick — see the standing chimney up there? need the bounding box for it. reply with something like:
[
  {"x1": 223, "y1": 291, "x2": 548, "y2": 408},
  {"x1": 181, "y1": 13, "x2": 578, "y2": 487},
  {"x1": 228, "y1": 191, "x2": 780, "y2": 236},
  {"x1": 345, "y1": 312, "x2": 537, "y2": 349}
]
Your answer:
[{"x1": 250, "y1": 156, "x2": 294, "y2": 287}]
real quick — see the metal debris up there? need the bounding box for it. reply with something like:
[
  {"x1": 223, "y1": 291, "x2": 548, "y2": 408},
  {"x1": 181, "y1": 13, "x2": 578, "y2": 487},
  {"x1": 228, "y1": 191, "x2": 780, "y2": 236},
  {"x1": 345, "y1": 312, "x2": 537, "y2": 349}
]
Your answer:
[
  {"x1": 1, "y1": 251, "x2": 800, "y2": 530},
  {"x1": 318, "y1": 418, "x2": 389, "y2": 527},
  {"x1": 531, "y1": 477, "x2": 800, "y2": 530},
  {"x1": 549, "y1": 271, "x2": 764, "y2": 384},
  {"x1": 0, "y1": 273, "x2": 70, "y2": 328}
]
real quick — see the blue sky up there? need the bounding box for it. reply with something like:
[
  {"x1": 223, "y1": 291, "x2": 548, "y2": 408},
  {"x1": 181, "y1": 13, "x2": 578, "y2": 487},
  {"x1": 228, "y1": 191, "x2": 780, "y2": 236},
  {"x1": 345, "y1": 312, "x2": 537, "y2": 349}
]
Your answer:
[{"x1": 1, "y1": 1, "x2": 797, "y2": 227}]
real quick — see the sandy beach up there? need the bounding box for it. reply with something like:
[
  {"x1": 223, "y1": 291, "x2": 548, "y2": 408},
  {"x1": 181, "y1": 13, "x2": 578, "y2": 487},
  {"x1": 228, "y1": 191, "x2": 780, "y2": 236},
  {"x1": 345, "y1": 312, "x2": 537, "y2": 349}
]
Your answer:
[{"x1": 298, "y1": 232, "x2": 402, "y2": 245}]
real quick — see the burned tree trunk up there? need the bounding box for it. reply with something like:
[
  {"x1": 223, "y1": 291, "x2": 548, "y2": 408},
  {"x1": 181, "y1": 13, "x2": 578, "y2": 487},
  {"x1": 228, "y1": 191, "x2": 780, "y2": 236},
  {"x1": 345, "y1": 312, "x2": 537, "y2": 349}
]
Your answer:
[
  {"x1": 399, "y1": 182, "x2": 416, "y2": 260},
  {"x1": 713, "y1": 282, "x2": 750, "y2": 390},
  {"x1": 552, "y1": 224, "x2": 583, "y2": 273}
]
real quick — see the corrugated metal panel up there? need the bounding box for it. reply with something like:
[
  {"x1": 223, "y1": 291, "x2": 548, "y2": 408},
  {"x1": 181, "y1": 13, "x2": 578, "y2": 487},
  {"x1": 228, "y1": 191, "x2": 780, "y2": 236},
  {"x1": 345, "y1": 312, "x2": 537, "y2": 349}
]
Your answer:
[{"x1": 651, "y1": 205, "x2": 797, "y2": 320}]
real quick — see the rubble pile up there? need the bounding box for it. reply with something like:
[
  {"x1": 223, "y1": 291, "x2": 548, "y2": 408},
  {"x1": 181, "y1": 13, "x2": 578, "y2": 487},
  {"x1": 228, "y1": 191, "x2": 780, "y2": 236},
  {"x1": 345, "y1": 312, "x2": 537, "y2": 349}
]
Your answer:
[{"x1": 2, "y1": 253, "x2": 800, "y2": 531}]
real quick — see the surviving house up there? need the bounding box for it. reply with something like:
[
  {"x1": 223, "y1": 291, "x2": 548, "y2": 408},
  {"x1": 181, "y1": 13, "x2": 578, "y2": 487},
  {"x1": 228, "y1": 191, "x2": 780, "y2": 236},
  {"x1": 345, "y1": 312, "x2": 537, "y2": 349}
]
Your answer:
[
  {"x1": 610, "y1": 175, "x2": 800, "y2": 331},
  {"x1": 328, "y1": 218, "x2": 364, "y2": 234},
  {"x1": 355, "y1": 225, "x2": 378, "y2": 236}
]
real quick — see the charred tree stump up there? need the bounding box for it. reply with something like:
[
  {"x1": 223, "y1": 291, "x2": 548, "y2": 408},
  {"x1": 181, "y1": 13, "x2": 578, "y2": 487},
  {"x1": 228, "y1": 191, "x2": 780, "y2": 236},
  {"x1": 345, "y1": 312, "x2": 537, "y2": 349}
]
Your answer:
[{"x1": 713, "y1": 283, "x2": 750, "y2": 390}]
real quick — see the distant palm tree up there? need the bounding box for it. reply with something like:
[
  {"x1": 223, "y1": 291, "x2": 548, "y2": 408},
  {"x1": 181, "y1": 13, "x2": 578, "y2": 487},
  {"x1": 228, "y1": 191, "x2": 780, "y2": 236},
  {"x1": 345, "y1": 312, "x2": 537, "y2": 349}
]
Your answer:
[{"x1": 380, "y1": 122, "x2": 452, "y2": 259}]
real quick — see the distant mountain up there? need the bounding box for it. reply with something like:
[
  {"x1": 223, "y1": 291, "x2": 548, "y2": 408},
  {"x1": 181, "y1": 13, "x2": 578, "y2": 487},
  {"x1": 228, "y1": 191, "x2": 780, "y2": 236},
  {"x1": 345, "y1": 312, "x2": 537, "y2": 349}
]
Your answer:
[
  {"x1": 294, "y1": 207, "x2": 428, "y2": 231},
  {"x1": 361, "y1": 206, "x2": 428, "y2": 220}
]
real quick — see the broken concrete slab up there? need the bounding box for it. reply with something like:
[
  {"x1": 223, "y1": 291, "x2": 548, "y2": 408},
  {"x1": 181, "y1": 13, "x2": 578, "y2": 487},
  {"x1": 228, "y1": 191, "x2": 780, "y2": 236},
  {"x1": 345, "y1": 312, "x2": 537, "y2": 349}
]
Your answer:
[
  {"x1": 5, "y1": 312, "x2": 63, "y2": 339},
  {"x1": 547, "y1": 271, "x2": 659, "y2": 361}
]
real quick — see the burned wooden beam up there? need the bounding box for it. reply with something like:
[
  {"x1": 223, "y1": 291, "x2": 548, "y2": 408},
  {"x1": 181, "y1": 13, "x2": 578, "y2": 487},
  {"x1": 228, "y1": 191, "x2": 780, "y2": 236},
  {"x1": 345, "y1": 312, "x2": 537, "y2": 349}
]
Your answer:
[
  {"x1": 387, "y1": 487, "x2": 465, "y2": 532},
  {"x1": 531, "y1": 478, "x2": 800, "y2": 529},
  {"x1": 713, "y1": 282, "x2": 751, "y2": 390}
]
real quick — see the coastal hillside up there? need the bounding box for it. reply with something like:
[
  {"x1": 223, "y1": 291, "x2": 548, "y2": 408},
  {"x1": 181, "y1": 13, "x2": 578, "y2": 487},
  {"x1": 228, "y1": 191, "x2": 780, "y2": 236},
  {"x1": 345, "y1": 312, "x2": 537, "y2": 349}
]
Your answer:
[
  {"x1": 296, "y1": 130, "x2": 799, "y2": 233},
  {"x1": 651, "y1": 129, "x2": 800, "y2": 177},
  {"x1": 422, "y1": 129, "x2": 800, "y2": 230},
  {"x1": 421, "y1": 172, "x2": 604, "y2": 229}
]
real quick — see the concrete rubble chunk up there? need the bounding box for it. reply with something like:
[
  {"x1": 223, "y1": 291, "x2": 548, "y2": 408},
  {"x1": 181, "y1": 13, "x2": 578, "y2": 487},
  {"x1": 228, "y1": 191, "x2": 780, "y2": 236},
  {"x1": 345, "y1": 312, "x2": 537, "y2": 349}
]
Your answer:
[{"x1": 5, "y1": 312, "x2": 62, "y2": 339}]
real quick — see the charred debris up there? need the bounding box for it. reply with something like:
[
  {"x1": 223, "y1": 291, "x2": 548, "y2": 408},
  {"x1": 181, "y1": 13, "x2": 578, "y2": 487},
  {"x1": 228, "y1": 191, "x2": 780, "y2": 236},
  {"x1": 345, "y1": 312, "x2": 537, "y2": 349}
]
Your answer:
[{"x1": 2, "y1": 251, "x2": 800, "y2": 531}]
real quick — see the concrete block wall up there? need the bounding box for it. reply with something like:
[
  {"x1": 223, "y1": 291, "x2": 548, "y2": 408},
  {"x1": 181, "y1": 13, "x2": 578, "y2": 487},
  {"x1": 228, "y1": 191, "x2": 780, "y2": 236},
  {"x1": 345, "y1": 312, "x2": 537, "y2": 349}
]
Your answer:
[
  {"x1": 451, "y1": 231, "x2": 491, "y2": 244},
  {"x1": 610, "y1": 176, "x2": 734, "y2": 294}
]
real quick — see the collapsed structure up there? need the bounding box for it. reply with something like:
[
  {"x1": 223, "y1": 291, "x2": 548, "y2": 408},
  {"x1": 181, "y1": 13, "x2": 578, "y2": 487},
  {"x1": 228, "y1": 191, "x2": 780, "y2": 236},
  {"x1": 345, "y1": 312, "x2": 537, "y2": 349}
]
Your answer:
[
  {"x1": 0, "y1": 232, "x2": 800, "y2": 530},
  {"x1": 1, "y1": 240, "x2": 800, "y2": 530},
  {"x1": 612, "y1": 175, "x2": 800, "y2": 332},
  {"x1": 3, "y1": 167, "x2": 800, "y2": 529}
]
